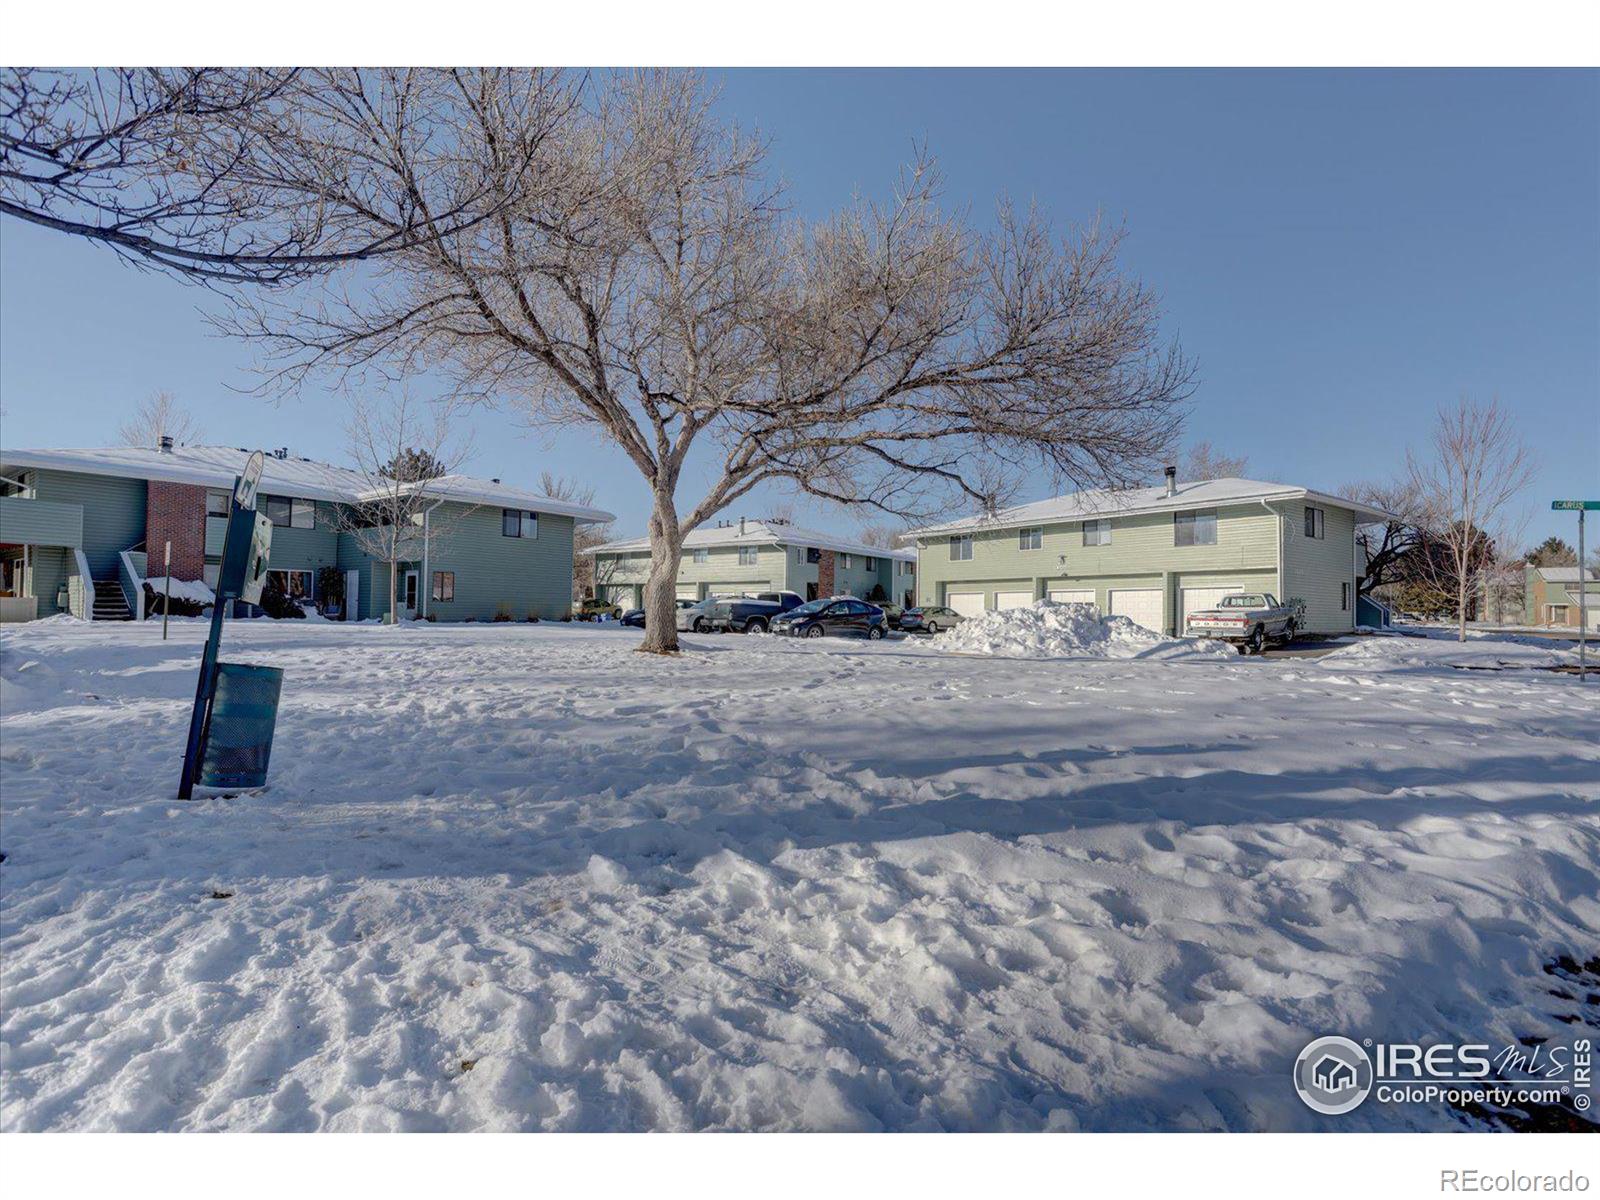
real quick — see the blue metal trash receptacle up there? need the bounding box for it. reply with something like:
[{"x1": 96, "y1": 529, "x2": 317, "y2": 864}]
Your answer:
[{"x1": 199, "y1": 662, "x2": 284, "y2": 789}]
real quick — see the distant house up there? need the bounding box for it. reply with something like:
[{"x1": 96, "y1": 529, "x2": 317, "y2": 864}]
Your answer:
[
  {"x1": 1524, "y1": 564, "x2": 1600, "y2": 629},
  {"x1": 588, "y1": 518, "x2": 917, "y2": 609},
  {"x1": 908, "y1": 469, "x2": 1394, "y2": 636},
  {"x1": 0, "y1": 442, "x2": 613, "y2": 623}
]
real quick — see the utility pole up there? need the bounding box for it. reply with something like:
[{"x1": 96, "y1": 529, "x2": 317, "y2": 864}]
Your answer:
[{"x1": 1551, "y1": 500, "x2": 1597, "y2": 680}]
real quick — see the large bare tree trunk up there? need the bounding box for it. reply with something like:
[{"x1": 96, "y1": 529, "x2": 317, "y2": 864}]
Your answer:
[{"x1": 642, "y1": 493, "x2": 684, "y2": 653}]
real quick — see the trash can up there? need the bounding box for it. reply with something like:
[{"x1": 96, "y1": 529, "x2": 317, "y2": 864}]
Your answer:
[{"x1": 199, "y1": 662, "x2": 284, "y2": 789}]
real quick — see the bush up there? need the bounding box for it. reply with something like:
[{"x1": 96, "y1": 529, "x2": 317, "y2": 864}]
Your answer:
[
  {"x1": 524, "y1": 611, "x2": 540, "y2": 623},
  {"x1": 493, "y1": 604, "x2": 513, "y2": 623},
  {"x1": 259, "y1": 579, "x2": 307, "y2": 619},
  {"x1": 142, "y1": 583, "x2": 206, "y2": 618}
]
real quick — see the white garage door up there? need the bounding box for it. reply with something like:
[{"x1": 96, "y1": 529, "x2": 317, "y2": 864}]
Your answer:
[
  {"x1": 1048, "y1": 588, "x2": 1096, "y2": 606},
  {"x1": 1180, "y1": 585, "x2": 1245, "y2": 631},
  {"x1": 676, "y1": 584, "x2": 700, "y2": 600},
  {"x1": 1109, "y1": 588, "x2": 1164, "y2": 632},
  {"x1": 995, "y1": 590, "x2": 1034, "y2": 611},
  {"x1": 947, "y1": 592, "x2": 987, "y2": 619}
]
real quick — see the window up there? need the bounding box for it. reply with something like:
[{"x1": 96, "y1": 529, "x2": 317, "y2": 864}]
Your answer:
[
  {"x1": 841, "y1": 553, "x2": 853, "y2": 570},
  {"x1": 1548, "y1": 605, "x2": 1569, "y2": 623},
  {"x1": 949, "y1": 535, "x2": 973, "y2": 561},
  {"x1": 738, "y1": 546, "x2": 758, "y2": 566},
  {"x1": 431, "y1": 571, "x2": 455, "y2": 602},
  {"x1": 795, "y1": 546, "x2": 806, "y2": 564},
  {"x1": 1082, "y1": 518, "x2": 1111, "y2": 546},
  {"x1": 1174, "y1": 509, "x2": 1218, "y2": 546},
  {"x1": 864, "y1": 556, "x2": 876, "y2": 571},
  {"x1": 1305, "y1": 506, "x2": 1325, "y2": 540},
  {"x1": 1019, "y1": 526, "x2": 1043, "y2": 551},
  {"x1": 693, "y1": 548, "x2": 709, "y2": 564},
  {"x1": 502, "y1": 509, "x2": 538, "y2": 538},
  {"x1": 903, "y1": 560, "x2": 914, "y2": 577},
  {"x1": 267, "y1": 569, "x2": 313, "y2": 600},
  {"x1": 206, "y1": 489, "x2": 230, "y2": 517},
  {"x1": 1341, "y1": 581, "x2": 1351, "y2": 612},
  {"x1": 261, "y1": 495, "x2": 315, "y2": 529},
  {"x1": 806, "y1": 547, "x2": 821, "y2": 564}
]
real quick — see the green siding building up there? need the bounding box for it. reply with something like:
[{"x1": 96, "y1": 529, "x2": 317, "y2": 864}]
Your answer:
[
  {"x1": 0, "y1": 443, "x2": 612, "y2": 624},
  {"x1": 590, "y1": 519, "x2": 917, "y2": 609},
  {"x1": 910, "y1": 472, "x2": 1392, "y2": 636}
]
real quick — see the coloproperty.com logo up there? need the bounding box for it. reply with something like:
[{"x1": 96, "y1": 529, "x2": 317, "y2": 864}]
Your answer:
[{"x1": 1292, "y1": 1035, "x2": 1593, "y2": 1117}]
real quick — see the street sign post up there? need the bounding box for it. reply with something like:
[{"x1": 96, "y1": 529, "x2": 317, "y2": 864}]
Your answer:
[
  {"x1": 178, "y1": 452, "x2": 278, "y2": 798},
  {"x1": 1551, "y1": 501, "x2": 1598, "y2": 681}
]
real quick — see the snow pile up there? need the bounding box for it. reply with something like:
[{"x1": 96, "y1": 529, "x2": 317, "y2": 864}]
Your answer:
[
  {"x1": 933, "y1": 599, "x2": 1231, "y2": 660},
  {"x1": 143, "y1": 577, "x2": 215, "y2": 605},
  {"x1": 1319, "y1": 630, "x2": 1577, "y2": 672}
]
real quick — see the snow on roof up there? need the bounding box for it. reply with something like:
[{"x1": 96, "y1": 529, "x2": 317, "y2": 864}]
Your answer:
[
  {"x1": 1536, "y1": 565, "x2": 1599, "y2": 583},
  {"x1": 0, "y1": 444, "x2": 614, "y2": 524},
  {"x1": 589, "y1": 518, "x2": 915, "y2": 562},
  {"x1": 909, "y1": 476, "x2": 1396, "y2": 536}
]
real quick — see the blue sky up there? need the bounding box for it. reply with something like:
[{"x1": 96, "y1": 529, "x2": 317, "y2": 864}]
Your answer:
[{"x1": 2, "y1": 69, "x2": 1595, "y2": 546}]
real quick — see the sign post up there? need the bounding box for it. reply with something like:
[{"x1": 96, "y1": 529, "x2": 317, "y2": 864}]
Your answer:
[
  {"x1": 178, "y1": 452, "x2": 275, "y2": 798},
  {"x1": 161, "y1": 540, "x2": 172, "y2": 641},
  {"x1": 1551, "y1": 500, "x2": 1598, "y2": 681}
]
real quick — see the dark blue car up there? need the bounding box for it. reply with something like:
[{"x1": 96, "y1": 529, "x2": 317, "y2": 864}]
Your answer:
[{"x1": 769, "y1": 597, "x2": 888, "y2": 640}]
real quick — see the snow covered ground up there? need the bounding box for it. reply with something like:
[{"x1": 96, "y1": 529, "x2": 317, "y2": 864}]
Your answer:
[{"x1": 2, "y1": 618, "x2": 1596, "y2": 1132}]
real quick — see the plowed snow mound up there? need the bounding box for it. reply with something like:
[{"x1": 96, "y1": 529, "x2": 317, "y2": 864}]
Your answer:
[{"x1": 932, "y1": 600, "x2": 1232, "y2": 659}]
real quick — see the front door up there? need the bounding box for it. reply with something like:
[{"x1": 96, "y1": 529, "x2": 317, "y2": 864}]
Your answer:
[{"x1": 403, "y1": 570, "x2": 420, "y2": 618}]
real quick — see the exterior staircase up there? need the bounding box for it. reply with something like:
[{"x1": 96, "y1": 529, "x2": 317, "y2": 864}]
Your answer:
[{"x1": 92, "y1": 579, "x2": 133, "y2": 621}]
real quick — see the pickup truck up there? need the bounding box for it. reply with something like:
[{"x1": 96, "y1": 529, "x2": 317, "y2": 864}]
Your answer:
[
  {"x1": 1184, "y1": 592, "x2": 1306, "y2": 654},
  {"x1": 709, "y1": 590, "x2": 806, "y2": 634}
]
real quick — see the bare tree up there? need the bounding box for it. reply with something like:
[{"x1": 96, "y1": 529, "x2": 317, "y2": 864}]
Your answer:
[
  {"x1": 538, "y1": 471, "x2": 613, "y2": 601},
  {"x1": 224, "y1": 69, "x2": 1192, "y2": 652},
  {"x1": 117, "y1": 390, "x2": 205, "y2": 447},
  {"x1": 336, "y1": 393, "x2": 472, "y2": 625},
  {"x1": 1346, "y1": 478, "x2": 1424, "y2": 598},
  {"x1": 2, "y1": 68, "x2": 569, "y2": 284},
  {"x1": 856, "y1": 521, "x2": 912, "y2": 549},
  {"x1": 1406, "y1": 397, "x2": 1536, "y2": 640},
  {"x1": 1184, "y1": 440, "x2": 1249, "y2": 480}
]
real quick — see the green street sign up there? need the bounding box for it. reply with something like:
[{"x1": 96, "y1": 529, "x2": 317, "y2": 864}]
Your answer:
[{"x1": 1551, "y1": 500, "x2": 1600, "y2": 510}]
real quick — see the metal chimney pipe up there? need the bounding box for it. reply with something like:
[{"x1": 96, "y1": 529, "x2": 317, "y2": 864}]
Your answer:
[
  {"x1": 1164, "y1": 465, "x2": 1177, "y2": 497},
  {"x1": 739, "y1": 516, "x2": 746, "y2": 535},
  {"x1": 158, "y1": 435, "x2": 174, "y2": 453}
]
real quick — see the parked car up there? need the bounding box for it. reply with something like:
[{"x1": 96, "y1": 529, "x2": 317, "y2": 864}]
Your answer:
[
  {"x1": 874, "y1": 601, "x2": 904, "y2": 628},
  {"x1": 899, "y1": 605, "x2": 964, "y2": 635},
  {"x1": 769, "y1": 597, "x2": 888, "y2": 640},
  {"x1": 622, "y1": 598, "x2": 694, "y2": 628},
  {"x1": 676, "y1": 595, "x2": 729, "y2": 633},
  {"x1": 577, "y1": 596, "x2": 623, "y2": 621},
  {"x1": 709, "y1": 590, "x2": 806, "y2": 633},
  {"x1": 1184, "y1": 591, "x2": 1306, "y2": 653}
]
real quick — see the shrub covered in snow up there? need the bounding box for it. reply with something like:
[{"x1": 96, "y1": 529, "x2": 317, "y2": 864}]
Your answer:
[{"x1": 932, "y1": 599, "x2": 1231, "y2": 660}]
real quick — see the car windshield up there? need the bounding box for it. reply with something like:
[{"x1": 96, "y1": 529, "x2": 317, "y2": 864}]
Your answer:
[
  {"x1": 787, "y1": 599, "x2": 832, "y2": 616},
  {"x1": 1219, "y1": 594, "x2": 1266, "y2": 608}
]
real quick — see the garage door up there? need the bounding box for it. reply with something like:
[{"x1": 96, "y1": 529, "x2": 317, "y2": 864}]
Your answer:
[
  {"x1": 1180, "y1": 585, "x2": 1244, "y2": 632},
  {"x1": 701, "y1": 582, "x2": 771, "y2": 599},
  {"x1": 1048, "y1": 588, "x2": 1096, "y2": 606},
  {"x1": 676, "y1": 584, "x2": 700, "y2": 601},
  {"x1": 947, "y1": 592, "x2": 987, "y2": 619},
  {"x1": 1109, "y1": 588, "x2": 1164, "y2": 632},
  {"x1": 995, "y1": 590, "x2": 1034, "y2": 611}
]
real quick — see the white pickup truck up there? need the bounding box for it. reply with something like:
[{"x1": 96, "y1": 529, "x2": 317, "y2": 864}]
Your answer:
[{"x1": 1185, "y1": 591, "x2": 1306, "y2": 654}]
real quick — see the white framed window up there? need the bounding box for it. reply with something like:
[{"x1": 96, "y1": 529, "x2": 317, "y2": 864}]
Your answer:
[
  {"x1": 840, "y1": 553, "x2": 852, "y2": 569},
  {"x1": 1174, "y1": 509, "x2": 1218, "y2": 547},
  {"x1": 267, "y1": 569, "x2": 313, "y2": 600},
  {"x1": 693, "y1": 548, "x2": 709, "y2": 563},
  {"x1": 949, "y1": 535, "x2": 973, "y2": 561},
  {"x1": 794, "y1": 546, "x2": 806, "y2": 564},
  {"x1": 1082, "y1": 518, "x2": 1111, "y2": 546},
  {"x1": 431, "y1": 570, "x2": 455, "y2": 602},
  {"x1": 1305, "y1": 506, "x2": 1325, "y2": 540},
  {"x1": 864, "y1": 556, "x2": 876, "y2": 571},
  {"x1": 206, "y1": 489, "x2": 230, "y2": 517},
  {"x1": 738, "y1": 546, "x2": 758, "y2": 566},
  {"x1": 1548, "y1": 604, "x2": 1569, "y2": 623},
  {"x1": 1018, "y1": 526, "x2": 1042, "y2": 551}
]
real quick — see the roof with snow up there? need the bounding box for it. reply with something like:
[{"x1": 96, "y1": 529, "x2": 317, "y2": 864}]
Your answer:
[
  {"x1": 1534, "y1": 565, "x2": 1599, "y2": 583},
  {"x1": 0, "y1": 444, "x2": 614, "y2": 524},
  {"x1": 589, "y1": 519, "x2": 915, "y2": 562},
  {"x1": 908, "y1": 476, "x2": 1396, "y2": 537}
]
